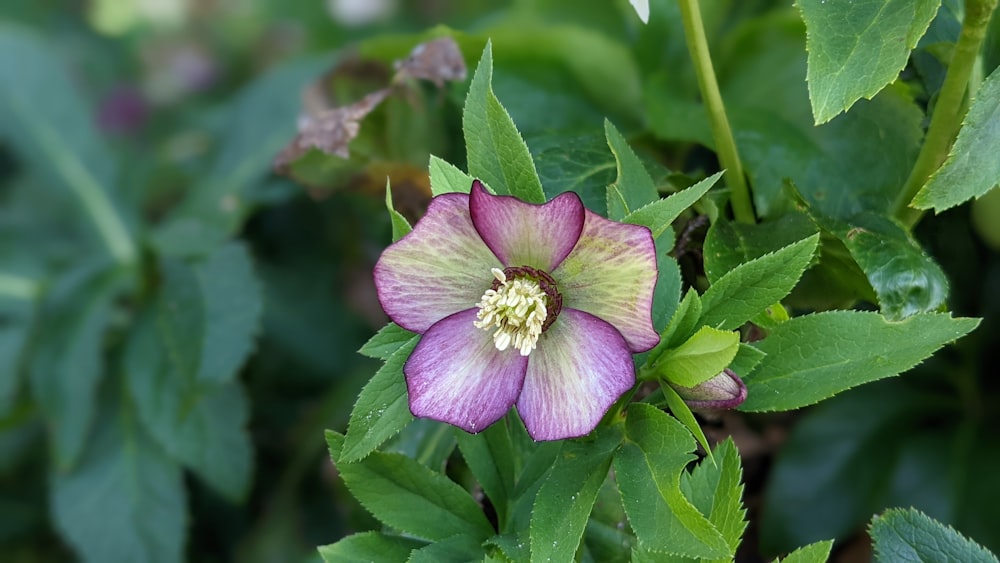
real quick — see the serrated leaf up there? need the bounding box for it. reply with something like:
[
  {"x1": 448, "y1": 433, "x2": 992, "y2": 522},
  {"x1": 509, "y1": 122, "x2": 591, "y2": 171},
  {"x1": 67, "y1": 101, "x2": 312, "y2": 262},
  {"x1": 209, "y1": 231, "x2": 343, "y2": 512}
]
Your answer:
[
  {"x1": 778, "y1": 540, "x2": 835, "y2": 563},
  {"x1": 822, "y1": 211, "x2": 948, "y2": 319},
  {"x1": 870, "y1": 508, "x2": 998, "y2": 563},
  {"x1": 798, "y1": 0, "x2": 940, "y2": 124},
  {"x1": 408, "y1": 534, "x2": 485, "y2": 562},
  {"x1": 157, "y1": 242, "x2": 263, "y2": 385},
  {"x1": 530, "y1": 427, "x2": 622, "y2": 562},
  {"x1": 456, "y1": 419, "x2": 515, "y2": 526},
  {"x1": 318, "y1": 532, "x2": 424, "y2": 563},
  {"x1": 699, "y1": 235, "x2": 819, "y2": 331},
  {"x1": 656, "y1": 326, "x2": 740, "y2": 388},
  {"x1": 29, "y1": 263, "x2": 128, "y2": 469},
  {"x1": 680, "y1": 439, "x2": 747, "y2": 562},
  {"x1": 703, "y1": 211, "x2": 818, "y2": 284},
  {"x1": 729, "y1": 343, "x2": 766, "y2": 379},
  {"x1": 429, "y1": 155, "x2": 476, "y2": 196},
  {"x1": 341, "y1": 337, "x2": 418, "y2": 462},
  {"x1": 741, "y1": 311, "x2": 979, "y2": 412},
  {"x1": 386, "y1": 181, "x2": 413, "y2": 241},
  {"x1": 651, "y1": 288, "x2": 703, "y2": 360},
  {"x1": 534, "y1": 132, "x2": 617, "y2": 216},
  {"x1": 0, "y1": 27, "x2": 135, "y2": 263},
  {"x1": 463, "y1": 42, "x2": 545, "y2": 203},
  {"x1": 625, "y1": 172, "x2": 722, "y2": 241},
  {"x1": 126, "y1": 310, "x2": 252, "y2": 501},
  {"x1": 605, "y1": 119, "x2": 659, "y2": 219},
  {"x1": 327, "y1": 431, "x2": 495, "y2": 542},
  {"x1": 616, "y1": 404, "x2": 731, "y2": 559},
  {"x1": 51, "y1": 388, "x2": 186, "y2": 563},
  {"x1": 914, "y1": 66, "x2": 1000, "y2": 211},
  {"x1": 359, "y1": 323, "x2": 418, "y2": 360}
]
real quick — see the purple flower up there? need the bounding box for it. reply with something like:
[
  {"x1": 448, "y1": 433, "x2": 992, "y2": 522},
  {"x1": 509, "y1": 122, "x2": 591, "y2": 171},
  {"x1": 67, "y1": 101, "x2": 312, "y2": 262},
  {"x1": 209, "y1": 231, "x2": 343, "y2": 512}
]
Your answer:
[{"x1": 374, "y1": 180, "x2": 659, "y2": 441}]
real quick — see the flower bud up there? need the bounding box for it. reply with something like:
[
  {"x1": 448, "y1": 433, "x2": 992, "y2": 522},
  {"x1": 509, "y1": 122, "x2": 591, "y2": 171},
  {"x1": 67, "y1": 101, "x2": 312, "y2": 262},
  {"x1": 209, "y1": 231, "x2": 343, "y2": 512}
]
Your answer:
[{"x1": 669, "y1": 368, "x2": 746, "y2": 410}]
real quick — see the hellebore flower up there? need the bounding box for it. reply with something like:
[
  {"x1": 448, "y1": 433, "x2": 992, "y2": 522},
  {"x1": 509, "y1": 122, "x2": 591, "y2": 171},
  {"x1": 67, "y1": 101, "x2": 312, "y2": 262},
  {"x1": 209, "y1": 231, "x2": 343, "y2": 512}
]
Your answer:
[
  {"x1": 374, "y1": 180, "x2": 659, "y2": 441},
  {"x1": 669, "y1": 368, "x2": 747, "y2": 411}
]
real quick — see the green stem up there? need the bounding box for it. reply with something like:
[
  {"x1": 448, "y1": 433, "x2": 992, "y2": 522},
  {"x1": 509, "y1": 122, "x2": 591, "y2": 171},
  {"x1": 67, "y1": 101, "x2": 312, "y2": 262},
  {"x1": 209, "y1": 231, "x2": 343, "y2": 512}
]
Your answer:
[
  {"x1": 678, "y1": 0, "x2": 755, "y2": 224},
  {"x1": 893, "y1": 0, "x2": 998, "y2": 228}
]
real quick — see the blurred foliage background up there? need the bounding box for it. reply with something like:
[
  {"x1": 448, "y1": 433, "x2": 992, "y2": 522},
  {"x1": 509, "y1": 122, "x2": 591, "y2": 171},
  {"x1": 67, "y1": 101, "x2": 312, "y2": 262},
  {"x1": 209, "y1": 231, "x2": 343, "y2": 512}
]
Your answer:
[{"x1": 1, "y1": 0, "x2": 998, "y2": 562}]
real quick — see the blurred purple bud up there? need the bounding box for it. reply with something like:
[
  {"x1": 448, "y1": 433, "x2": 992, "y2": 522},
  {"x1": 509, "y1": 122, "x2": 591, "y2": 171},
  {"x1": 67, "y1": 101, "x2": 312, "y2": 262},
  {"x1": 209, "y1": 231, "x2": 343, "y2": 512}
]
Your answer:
[
  {"x1": 97, "y1": 85, "x2": 148, "y2": 135},
  {"x1": 670, "y1": 368, "x2": 746, "y2": 410}
]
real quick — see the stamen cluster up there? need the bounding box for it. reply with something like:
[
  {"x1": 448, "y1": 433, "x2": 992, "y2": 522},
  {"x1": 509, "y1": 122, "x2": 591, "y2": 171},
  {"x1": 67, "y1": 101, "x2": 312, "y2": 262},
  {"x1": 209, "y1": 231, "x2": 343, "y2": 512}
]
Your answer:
[{"x1": 474, "y1": 268, "x2": 549, "y2": 355}]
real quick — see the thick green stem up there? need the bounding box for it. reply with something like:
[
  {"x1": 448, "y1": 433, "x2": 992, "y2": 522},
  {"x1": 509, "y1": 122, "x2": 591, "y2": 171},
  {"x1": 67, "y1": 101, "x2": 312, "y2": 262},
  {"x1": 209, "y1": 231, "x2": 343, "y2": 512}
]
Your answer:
[
  {"x1": 678, "y1": 0, "x2": 755, "y2": 224},
  {"x1": 893, "y1": 0, "x2": 998, "y2": 228}
]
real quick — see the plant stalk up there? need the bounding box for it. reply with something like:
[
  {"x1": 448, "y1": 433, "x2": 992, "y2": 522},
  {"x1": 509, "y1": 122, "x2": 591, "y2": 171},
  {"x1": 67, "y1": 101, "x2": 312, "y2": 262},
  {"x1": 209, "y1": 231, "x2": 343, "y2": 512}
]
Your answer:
[
  {"x1": 678, "y1": 0, "x2": 755, "y2": 224},
  {"x1": 893, "y1": 0, "x2": 998, "y2": 228}
]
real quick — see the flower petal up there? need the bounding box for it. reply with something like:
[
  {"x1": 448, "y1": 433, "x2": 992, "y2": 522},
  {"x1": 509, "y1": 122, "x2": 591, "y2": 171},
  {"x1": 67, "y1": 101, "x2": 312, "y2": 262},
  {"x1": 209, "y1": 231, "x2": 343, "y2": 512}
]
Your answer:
[
  {"x1": 374, "y1": 192, "x2": 501, "y2": 333},
  {"x1": 552, "y1": 209, "x2": 659, "y2": 352},
  {"x1": 469, "y1": 180, "x2": 584, "y2": 271},
  {"x1": 517, "y1": 309, "x2": 634, "y2": 441},
  {"x1": 406, "y1": 309, "x2": 528, "y2": 434}
]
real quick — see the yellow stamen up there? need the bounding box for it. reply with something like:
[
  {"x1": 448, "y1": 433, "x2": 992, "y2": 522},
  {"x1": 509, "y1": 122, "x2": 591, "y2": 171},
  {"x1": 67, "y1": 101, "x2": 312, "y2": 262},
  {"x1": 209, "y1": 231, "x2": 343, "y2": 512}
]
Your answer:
[{"x1": 474, "y1": 268, "x2": 548, "y2": 356}]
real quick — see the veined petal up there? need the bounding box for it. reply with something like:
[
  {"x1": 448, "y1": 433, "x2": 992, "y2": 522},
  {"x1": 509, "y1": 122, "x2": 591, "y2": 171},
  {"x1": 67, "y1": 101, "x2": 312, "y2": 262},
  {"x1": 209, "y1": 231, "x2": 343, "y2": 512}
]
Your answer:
[
  {"x1": 552, "y1": 209, "x2": 659, "y2": 352},
  {"x1": 406, "y1": 309, "x2": 528, "y2": 434},
  {"x1": 374, "y1": 193, "x2": 501, "y2": 333},
  {"x1": 517, "y1": 309, "x2": 634, "y2": 441},
  {"x1": 469, "y1": 180, "x2": 584, "y2": 271}
]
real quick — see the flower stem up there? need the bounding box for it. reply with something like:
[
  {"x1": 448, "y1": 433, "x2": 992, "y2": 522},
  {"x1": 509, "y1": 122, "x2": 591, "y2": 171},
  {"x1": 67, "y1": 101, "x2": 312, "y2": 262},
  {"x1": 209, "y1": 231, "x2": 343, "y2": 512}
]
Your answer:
[
  {"x1": 892, "y1": 0, "x2": 998, "y2": 228},
  {"x1": 678, "y1": 0, "x2": 755, "y2": 224}
]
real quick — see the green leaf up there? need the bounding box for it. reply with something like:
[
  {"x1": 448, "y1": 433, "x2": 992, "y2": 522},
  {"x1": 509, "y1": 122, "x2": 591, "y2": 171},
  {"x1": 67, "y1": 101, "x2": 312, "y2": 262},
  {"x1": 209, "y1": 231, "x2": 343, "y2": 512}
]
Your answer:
[
  {"x1": 823, "y1": 212, "x2": 949, "y2": 319},
  {"x1": 914, "y1": 66, "x2": 1000, "y2": 211},
  {"x1": 384, "y1": 418, "x2": 456, "y2": 472},
  {"x1": 386, "y1": 181, "x2": 413, "y2": 241},
  {"x1": 656, "y1": 326, "x2": 740, "y2": 388},
  {"x1": 51, "y1": 388, "x2": 186, "y2": 563},
  {"x1": 463, "y1": 42, "x2": 545, "y2": 203},
  {"x1": 531, "y1": 427, "x2": 623, "y2": 562},
  {"x1": 341, "y1": 337, "x2": 418, "y2": 462},
  {"x1": 0, "y1": 27, "x2": 135, "y2": 263},
  {"x1": 703, "y1": 211, "x2": 818, "y2": 284},
  {"x1": 605, "y1": 119, "x2": 660, "y2": 218},
  {"x1": 741, "y1": 311, "x2": 979, "y2": 412},
  {"x1": 759, "y1": 379, "x2": 932, "y2": 554},
  {"x1": 429, "y1": 155, "x2": 476, "y2": 196},
  {"x1": 625, "y1": 172, "x2": 723, "y2": 241},
  {"x1": 654, "y1": 288, "x2": 703, "y2": 357},
  {"x1": 680, "y1": 439, "x2": 748, "y2": 561},
  {"x1": 456, "y1": 420, "x2": 515, "y2": 526},
  {"x1": 126, "y1": 310, "x2": 252, "y2": 501},
  {"x1": 359, "y1": 323, "x2": 418, "y2": 360},
  {"x1": 327, "y1": 431, "x2": 495, "y2": 542},
  {"x1": 616, "y1": 404, "x2": 731, "y2": 559},
  {"x1": 318, "y1": 532, "x2": 424, "y2": 563},
  {"x1": 0, "y1": 295, "x2": 34, "y2": 416},
  {"x1": 699, "y1": 235, "x2": 819, "y2": 331},
  {"x1": 660, "y1": 384, "x2": 715, "y2": 464},
  {"x1": 534, "y1": 132, "x2": 617, "y2": 216},
  {"x1": 29, "y1": 263, "x2": 127, "y2": 469},
  {"x1": 798, "y1": 0, "x2": 940, "y2": 124},
  {"x1": 179, "y1": 56, "x2": 327, "y2": 229},
  {"x1": 408, "y1": 534, "x2": 486, "y2": 562},
  {"x1": 157, "y1": 242, "x2": 263, "y2": 385},
  {"x1": 729, "y1": 343, "x2": 766, "y2": 379},
  {"x1": 778, "y1": 540, "x2": 835, "y2": 563},
  {"x1": 870, "y1": 508, "x2": 999, "y2": 563}
]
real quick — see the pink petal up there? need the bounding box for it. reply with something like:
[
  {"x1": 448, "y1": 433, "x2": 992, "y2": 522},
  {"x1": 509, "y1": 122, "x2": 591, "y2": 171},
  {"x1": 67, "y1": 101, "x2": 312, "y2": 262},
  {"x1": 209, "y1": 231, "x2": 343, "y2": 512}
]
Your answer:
[
  {"x1": 374, "y1": 193, "x2": 501, "y2": 333},
  {"x1": 552, "y1": 209, "x2": 659, "y2": 352},
  {"x1": 517, "y1": 309, "x2": 635, "y2": 440},
  {"x1": 406, "y1": 309, "x2": 529, "y2": 434},
  {"x1": 469, "y1": 180, "x2": 584, "y2": 271}
]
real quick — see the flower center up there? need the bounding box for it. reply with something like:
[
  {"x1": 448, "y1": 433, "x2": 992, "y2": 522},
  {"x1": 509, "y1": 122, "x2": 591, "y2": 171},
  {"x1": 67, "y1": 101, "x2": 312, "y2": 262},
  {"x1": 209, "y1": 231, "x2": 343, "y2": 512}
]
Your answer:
[{"x1": 473, "y1": 266, "x2": 562, "y2": 356}]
